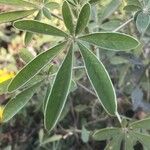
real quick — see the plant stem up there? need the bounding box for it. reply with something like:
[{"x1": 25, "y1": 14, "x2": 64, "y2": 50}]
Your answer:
[
  {"x1": 50, "y1": 12, "x2": 63, "y2": 20},
  {"x1": 77, "y1": 82, "x2": 97, "y2": 97},
  {"x1": 113, "y1": 18, "x2": 134, "y2": 32},
  {"x1": 73, "y1": 66, "x2": 85, "y2": 69},
  {"x1": 116, "y1": 112, "x2": 122, "y2": 125},
  {"x1": 94, "y1": 5, "x2": 100, "y2": 60}
]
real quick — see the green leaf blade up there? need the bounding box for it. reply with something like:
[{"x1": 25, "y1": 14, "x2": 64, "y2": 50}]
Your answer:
[
  {"x1": 124, "y1": 133, "x2": 135, "y2": 150},
  {"x1": 130, "y1": 117, "x2": 150, "y2": 130},
  {"x1": 93, "y1": 128, "x2": 121, "y2": 141},
  {"x1": 132, "y1": 132, "x2": 150, "y2": 148},
  {"x1": 136, "y1": 12, "x2": 150, "y2": 34},
  {"x1": 89, "y1": 0, "x2": 100, "y2": 4},
  {"x1": 79, "y1": 32, "x2": 140, "y2": 51},
  {"x1": 44, "y1": 45, "x2": 73, "y2": 131},
  {"x1": 126, "y1": 0, "x2": 142, "y2": 8},
  {"x1": 0, "y1": 79, "x2": 11, "y2": 95},
  {"x1": 78, "y1": 43, "x2": 117, "y2": 115},
  {"x1": 19, "y1": 48, "x2": 34, "y2": 63},
  {"x1": 62, "y1": 1, "x2": 74, "y2": 34},
  {"x1": 0, "y1": 9, "x2": 36, "y2": 24},
  {"x1": 43, "y1": 7, "x2": 52, "y2": 20},
  {"x1": 8, "y1": 42, "x2": 66, "y2": 92},
  {"x1": 24, "y1": 10, "x2": 42, "y2": 46},
  {"x1": 99, "y1": 0, "x2": 121, "y2": 22},
  {"x1": 3, "y1": 82, "x2": 41, "y2": 122},
  {"x1": 0, "y1": 0, "x2": 37, "y2": 8},
  {"x1": 14, "y1": 20, "x2": 68, "y2": 37},
  {"x1": 105, "y1": 134, "x2": 123, "y2": 150},
  {"x1": 75, "y1": 3, "x2": 91, "y2": 35}
]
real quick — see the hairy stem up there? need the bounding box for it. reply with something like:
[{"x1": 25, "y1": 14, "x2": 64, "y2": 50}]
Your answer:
[{"x1": 113, "y1": 18, "x2": 134, "y2": 32}]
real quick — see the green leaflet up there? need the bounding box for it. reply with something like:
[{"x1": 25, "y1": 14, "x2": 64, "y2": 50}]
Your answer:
[
  {"x1": 105, "y1": 134, "x2": 123, "y2": 150},
  {"x1": 144, "y1": 0, "x2": 150, "y2": 7},
  {"x1": 126, "y1": 0, "x2": 142, "y2": 8},
  {"x1": 136, "y1": 12, "x2": 150, "y2": 34},
  {"x1": 45, "y1": 2, "x2": 60, "y2": 10},
  {"x1": 75, "y1": 3, "x2": 91, "y2": 35},
  {"x1": 62, "y1": 1, "x2": 74, "y2": 34},
  {"x1": 44, "y1": 44, "x2": 73, "y2": 131},
  {"x1": 124, "y1": 132, "x2": 135, "y2": 150},
  {"x1": 0, "y1": 9, "x2": 36, "y2": 24},
  {"x1": 22, "y1": 75, "x2": 45, "y2": 90},
  {"x1": 67, "y1": 0, "x2": 76, "y2": 6},
  {"x1": 89, "y1": 0, "x2": 100, "y2": 4},
  {"x1": 93, "y1": 128, "x2": 121, "y2": 141},
  {"x1": 3, "y1": 82, "x2": 42, "y2": 122},
  {"x1": 40, "y1": 134, "x2": 62, "y2": 145},
  {"x1": 79, "y1": 32, "x2": 140, "y2": 51},
  {"x1": 99, "y1": 0, "x2": 121, "y2": 22},
  {"x1": 19, "y1": 48, "x2": 34, "y2": 63},
  {"x1": 43, "y1": 83, "x2": 51, "y2": 112},
  {"x1": 24, "y1": 32, "x2": 34, "y2": 46},
  {"x1": 24, "y1": 10, "x2": 42, "y2": 46},
  {"x1": 132, "y1": 132, "x2": 150, "y2": 149},
  {"x1": 42, "y1": 7, "x2": 51, "y2": 20},
  {"x1": 78, "y1": 43, "x2": 117, "y2": 115},
  {"x1": 129, "y1": 117, "x2": 150, "y2": 130},
  {"x1": 44, "y1": 0, "x2": 49, "y2": 3},
  {"x1": 14, "y1": 20, "x2": 68, "y2": 37},
  {"x1": 100, "y1": 20, "x2": 121, "y2": 31},
  {"x1": 0, "y1": 0, "x2": 37, "y2": 8},
  {"x1": 8, "y1": 42, "x2": 66, "y2": 92},
  {"x1": 124, "y1": 0, "x2": 142, "y2": 12},
  {"x1": 124, "y1": 5, "x2": 141, "y2": 11},
  {"x1": 81, "y1": 126, "x2": 90, "y2": 143},
  {"x1": 0, "y1": 79, "x2": 11, "y2": 95}
]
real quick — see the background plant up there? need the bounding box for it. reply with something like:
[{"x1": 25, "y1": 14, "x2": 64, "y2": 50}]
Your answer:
[{"x1": 0, "y1": 0, "x2": 149, "y2": 149}]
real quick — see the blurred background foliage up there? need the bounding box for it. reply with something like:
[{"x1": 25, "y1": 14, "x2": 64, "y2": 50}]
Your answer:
[{"x1": 0, "y1": 0, "x2": 149, "y2": 149}]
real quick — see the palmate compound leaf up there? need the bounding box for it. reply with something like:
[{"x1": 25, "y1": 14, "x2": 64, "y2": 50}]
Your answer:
[
  {"x1": 79, "y1": 32, "x2": 140, "y2": 51},
  {"x1": 14, "y1": 20, "x2": 68, "y2": 37},
  {"x1": 129, "y1": 117, "x2": 150, "y2": 130},
  {"x1": 44, "y1": 44, "x2": 73, "y2": 131},
  {"x1": 62, "y1": 1, "x2": 74, "y2": 34},
  {"x1": 78, "y1": 43, "x2": 117, "y2": 115},
  {"x1": 8, "y1": 42, "x2": 67, "y2": 92},
  {"x1": 2, "y1": 82, "x2": 42, "y2": 122},
  {"x1": 0, "y1": 9, "x2": 36, "y2": 24},
  {"x1": 0, "y1": 0, "x2": 37, "y2": 8},
  {"x1": 75, "y1": 3, "x2": 91, "y2": 35}
]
